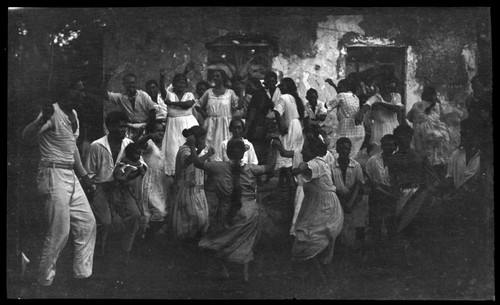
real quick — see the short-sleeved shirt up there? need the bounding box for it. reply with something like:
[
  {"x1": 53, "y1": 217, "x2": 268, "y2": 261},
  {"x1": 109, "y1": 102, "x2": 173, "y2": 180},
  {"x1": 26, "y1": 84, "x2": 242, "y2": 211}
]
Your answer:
[
  {"x1": 203, "y1": 161, "x2": 266, "y2": 200},
  {"x1": 85, "y1": 135, "x2": 134, "y2": 183},
  {"x1": 108, "y1": 89, "x2": 157, "y2": 123},
  {"x1": 305, "y1": 100, "x2": 327, "y2": 127},
  {"x1": 331, "y1": 157, "x2": 364, "y2": 196},
  {"x1": 304, "y1": 100, "x2": 327, "y2": 119},
  {"x1": 274, "y1": 94, "x2": 300, "y2": 128},
  {"x1": 216, "y1": 138, "x2": 259, "y2": 165},
  {"x1": 37, "y1": 103, "x2": 79, "y2": 168},
  {"x1": 365, "y1": 153, "x2": 391, "y2": 187},
  {"x1": 327, "y1": 92, "x2": 360, "y2": 121}
]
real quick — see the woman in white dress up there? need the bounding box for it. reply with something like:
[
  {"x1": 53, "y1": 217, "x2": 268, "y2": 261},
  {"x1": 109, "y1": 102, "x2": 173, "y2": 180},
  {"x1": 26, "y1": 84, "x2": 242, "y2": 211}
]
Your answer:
[
  {"x1": 161, "y1": 73, "x2": 199, "y2": 177},
  {"x1": 273, "y1": 77, "x2": 305, "y2": 188},
  {"x1": 137, "y1": 120, "x2": 168, "y2": 240},
  {"x1": 198, "y1": 69, "x2": 241, "y2": 162}
]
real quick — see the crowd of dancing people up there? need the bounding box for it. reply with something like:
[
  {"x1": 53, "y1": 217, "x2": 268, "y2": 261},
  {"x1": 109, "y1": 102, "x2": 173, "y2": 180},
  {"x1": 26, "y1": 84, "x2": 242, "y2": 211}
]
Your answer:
[{"x1": 22, "y1": 62, "x2": 492, "y2": 287}]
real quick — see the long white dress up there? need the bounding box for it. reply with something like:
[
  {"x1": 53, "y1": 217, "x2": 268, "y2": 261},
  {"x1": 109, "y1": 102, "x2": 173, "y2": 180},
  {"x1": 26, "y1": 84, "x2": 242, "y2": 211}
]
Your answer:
[
  {"x1": 291, "y1": 157, "x2": 344, "y2": 264},
  {"x1": 199, "y1": 88, "x2": 239, "y2": 162},
  {"x1": 365, "y1": 93, "x2": 402, "y2": 146},
  {"x1": 162, "y1": 91, "x2": 198, "y2": 176},
  {"x1": 274, "y1": 93, "x2": 304, "y2": 169},
  {"x1": 140, "y1": 139, "x2": 168, "y2": 224}
]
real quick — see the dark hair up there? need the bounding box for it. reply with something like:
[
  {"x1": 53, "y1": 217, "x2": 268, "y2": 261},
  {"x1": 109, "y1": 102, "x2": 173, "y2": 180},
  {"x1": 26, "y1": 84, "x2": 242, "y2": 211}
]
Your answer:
[
  {"x1": 247, "y1": 76, "x2": 265, "y2": 92},
  {"x1": 421, "y1": 86, "x2": 437, "y2": 102},
  {"x1": 306, "y1": 88, "x2": 318, "y2": 97},
  {"x1": 123, "y1": 73, "x2": 137, "y2": 81},
  {"x1": 172, "y1": 73, "x2": 188, "y2": 87},
  {"x1": 105, "y1": 111, "x2": 129, "y2": 128},
  {"x1": 393, "y1": 125, "x2": 414, "y2": 138},
  {"x1": 145, "y1": 79, "x2": 158, "y2": 89},
  {"x1": 226, "y1": 139, "x2": 245, "y2": 220},
  {"x1": 305, "y1": 133, "x2": 327, "y2": 158},
  {"x1": 264, "y1": 71, "x2": 278, "y2": 81},
  {"x1": 232, "y1": 75, "x2": 244, "y2": 84},
  {"x1": 337, "y1": 79, "x2": 352, "y2": 93},
  {"x1": 229, "y1": 117, "x2": 245, "y2": 132},
  {"x1": 182, "y1": 125, "x2": 206, "y2": 140},
  {"x1": 380, "y1": 134, "x2": 397, "y2": 144},
  {"x1": 124, "y1": 142, "x2": 141, "y2": 161},
  {"x1": 308, "y1": 124, "x2": 325, "y2": 139},
  {"x1": 145, "y1": 119, "x2": 165, "y2": 134},
  {"x1": 336, "y1": 137, "x2": 352, "y2": 148},
  {"x1": 421, "y1": 85, "x2": 439, "y2": 114},
  {"x1": 280, "y1": 77, "x2": 305, "y2": 120},
  {"x1": 196, "y1": 80, "x2": 210, "y2": 89}
]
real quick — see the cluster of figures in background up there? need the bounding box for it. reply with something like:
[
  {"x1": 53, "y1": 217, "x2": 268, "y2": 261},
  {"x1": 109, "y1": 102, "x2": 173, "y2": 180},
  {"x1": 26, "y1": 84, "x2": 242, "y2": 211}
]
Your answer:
[{"x1": 22, "y1": 61, "x2": 492, "y2": 287}]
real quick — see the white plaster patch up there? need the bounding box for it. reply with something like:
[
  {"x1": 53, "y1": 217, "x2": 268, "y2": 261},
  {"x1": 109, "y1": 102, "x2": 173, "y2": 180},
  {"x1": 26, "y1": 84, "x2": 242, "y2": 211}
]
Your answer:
[
  {"x1": 272, "y1": 15, "x2": 365, "y2": 104},
  {"x1": 405, "y1": 46, "x2": 420, "y2": 118},
  {"x1": 461, "y1": 43, "x2": 478, "y2": 95}
]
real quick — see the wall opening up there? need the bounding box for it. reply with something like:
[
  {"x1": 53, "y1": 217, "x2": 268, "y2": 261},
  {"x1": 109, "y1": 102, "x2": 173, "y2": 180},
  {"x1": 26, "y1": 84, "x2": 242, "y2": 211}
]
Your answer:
[
  {"x1": 205, "y1": 32, "x2": 279, "y2": 82},
  {"x1": 345, "y1": 46, "x2": 407, "y2": 107}
]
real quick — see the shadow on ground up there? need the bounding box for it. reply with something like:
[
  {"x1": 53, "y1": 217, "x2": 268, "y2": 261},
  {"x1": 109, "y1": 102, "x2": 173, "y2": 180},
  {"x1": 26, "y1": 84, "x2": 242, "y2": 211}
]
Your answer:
[{"x1": 7, "y1": 175, "x2": 495, "y2": 299}]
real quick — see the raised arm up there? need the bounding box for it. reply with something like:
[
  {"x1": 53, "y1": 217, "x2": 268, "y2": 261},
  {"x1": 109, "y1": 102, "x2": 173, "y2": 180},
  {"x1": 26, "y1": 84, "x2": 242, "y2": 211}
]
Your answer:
[
  {"x1": 325, "y1": 78, "x2": 338, "y2": 91},
  {"x1": 185, "y1": 136, "x2": 207, "y2": 170},
  {"x1": 377, "y1": 102, "x2": 404, "y2": 112},
  {"x1": 184, "y1": 146, "x2": 215, "y2": 167},
  {"x1": 159, "y1": 68, "x2": 168, "y2": 101},
  {"x1": 22, "y1": 99, "x2": 54, "y2": 142},
  {"x1": 136, "y1": 132, "x2": 153, "y2": 150}
]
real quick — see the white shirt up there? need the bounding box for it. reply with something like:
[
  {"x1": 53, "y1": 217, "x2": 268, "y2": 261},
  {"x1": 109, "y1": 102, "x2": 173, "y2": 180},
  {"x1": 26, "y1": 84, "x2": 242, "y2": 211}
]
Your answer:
[
  {"x1": 215, "y1": 138, "x2": 258, "y2": 165},
  {"x1": 365, "y1": 153, "x2": 391, "y2": 187},
  {"x1": 85, "y1": 135, "x2": 134, "y2": 183},
  {"x1": 445, "y1": 147, "x2": 481, "y2": 189}
]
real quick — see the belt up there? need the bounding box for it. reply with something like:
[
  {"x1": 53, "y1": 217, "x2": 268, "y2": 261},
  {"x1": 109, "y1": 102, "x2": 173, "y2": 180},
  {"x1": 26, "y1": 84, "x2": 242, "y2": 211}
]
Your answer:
[{"x1": 47, "y1": 163, "x2": 74, "y2": 170}]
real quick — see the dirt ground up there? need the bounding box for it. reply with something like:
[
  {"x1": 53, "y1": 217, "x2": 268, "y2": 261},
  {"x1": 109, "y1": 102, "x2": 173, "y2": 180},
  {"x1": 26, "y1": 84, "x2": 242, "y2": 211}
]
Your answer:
[{"x1": 6, "y1": 174, "x2": 495, "y2": 300}]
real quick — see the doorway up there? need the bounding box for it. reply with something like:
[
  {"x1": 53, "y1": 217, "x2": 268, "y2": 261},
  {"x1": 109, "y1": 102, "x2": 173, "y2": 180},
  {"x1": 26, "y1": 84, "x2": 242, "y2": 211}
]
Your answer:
[{"x1": 345, "y1": 46, "x2": 407, "y2": 107}]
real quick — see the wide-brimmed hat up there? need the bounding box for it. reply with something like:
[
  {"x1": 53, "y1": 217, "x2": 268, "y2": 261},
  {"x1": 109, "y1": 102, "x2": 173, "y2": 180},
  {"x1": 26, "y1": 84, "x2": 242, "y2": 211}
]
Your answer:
[{"x1": 206, "y1": 63, "x2": 233, "y2": 79}]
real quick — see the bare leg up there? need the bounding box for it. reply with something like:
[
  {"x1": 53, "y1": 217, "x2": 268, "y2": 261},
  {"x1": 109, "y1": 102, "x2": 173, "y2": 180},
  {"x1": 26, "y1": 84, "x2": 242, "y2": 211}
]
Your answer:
[
  {"x1": 402, "y1": 238, "x2": 413, "y2": 266},
  {"x1": 216, "y1": 258, "x2": 229, "y2": 279},
  {"x1": 97, "y1": 230, "x2": 108, "y2": 257},
  {"x1": 314, "y1": 257, "x2": 327, "y2": 284},
  {"x1": 243, "y1": 262, "x2": 249, "y2": 282}
]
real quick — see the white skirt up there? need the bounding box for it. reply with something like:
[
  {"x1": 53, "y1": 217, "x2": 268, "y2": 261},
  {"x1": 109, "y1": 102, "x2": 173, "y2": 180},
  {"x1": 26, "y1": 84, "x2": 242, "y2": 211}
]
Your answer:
[
  {"x1": 163, "y1": 115, "x2": 199, "y2": 176},
  {"x1": 276, "y1": 119, "x2": 304, "y2": 169}
]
